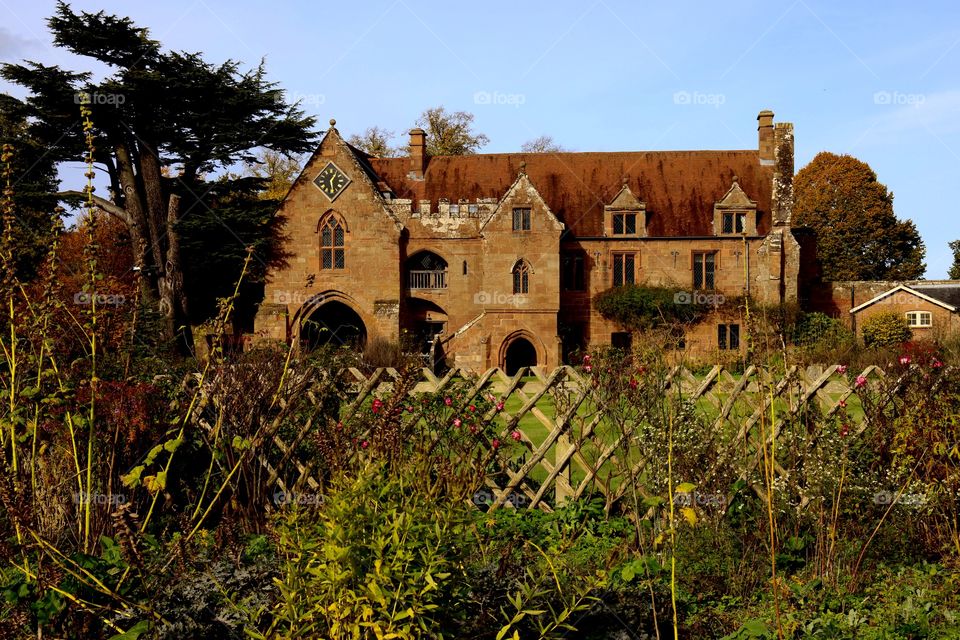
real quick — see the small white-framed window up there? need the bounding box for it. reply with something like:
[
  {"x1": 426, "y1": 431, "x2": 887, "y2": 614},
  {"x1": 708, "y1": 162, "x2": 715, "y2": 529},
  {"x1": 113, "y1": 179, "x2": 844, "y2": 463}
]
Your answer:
[{"x1": 905, "y1": 311, "x2": 932, "y2": 327}]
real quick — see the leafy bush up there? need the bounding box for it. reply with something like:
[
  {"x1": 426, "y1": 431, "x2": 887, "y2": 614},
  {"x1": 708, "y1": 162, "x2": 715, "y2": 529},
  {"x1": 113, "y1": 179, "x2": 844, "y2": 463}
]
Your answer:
[
  {"x1": 242, "y1": 463, "x2": 472, "y2": 639},
  {"x1": 861, "y1": 311, "x2": 912, "y2": 348},
  {"x1": 593, "y1": 284, "x2": 711, "y2": 330}
]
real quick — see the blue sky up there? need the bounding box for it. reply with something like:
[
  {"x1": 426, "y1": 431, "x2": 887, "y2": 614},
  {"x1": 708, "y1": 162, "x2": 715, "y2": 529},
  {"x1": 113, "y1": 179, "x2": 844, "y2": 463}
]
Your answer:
[{"x1": 2, "y1": 0, "x2": 959, "y2": 276}]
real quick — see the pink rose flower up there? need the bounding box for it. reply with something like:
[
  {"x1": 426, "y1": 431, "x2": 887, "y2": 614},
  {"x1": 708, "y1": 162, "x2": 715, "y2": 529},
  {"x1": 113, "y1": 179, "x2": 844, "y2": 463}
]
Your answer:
[
  {"x1": 584, "y1": 365, "x2": 592, "y2": 373},
  {"x1": 468, "y1": 404, "x2": 476, "y2": 413},
  {"x1": 361, "y1": 440, "x2": 369, "y2": 449},
  {"x1": 510, "y1": 430, "x2": 522, "y2": 441},
  {"x1": 444, "y1": 397, "x2": 452, "y2": 406},
  {"x1": 855, "y1": 375, "x2": 867, "y2": 387},
  {"x1": 453, "y1": 418, "x2": 462, "y2": 428},
  {"x1": 492, "y1": 438, "x2": 500, "y2": 449},
  {"x1": 932, "y1": 359, "x2": 943, "y2": 369},
  {"x1": 837, "y1": 365, "x2": 848, "y2": 374},
  {"x1": 495, "y1": 401, "x2": 505, "y2": 411},
  {"x1": 899, "y1": 355, "x2": 911, "y2": 365}
]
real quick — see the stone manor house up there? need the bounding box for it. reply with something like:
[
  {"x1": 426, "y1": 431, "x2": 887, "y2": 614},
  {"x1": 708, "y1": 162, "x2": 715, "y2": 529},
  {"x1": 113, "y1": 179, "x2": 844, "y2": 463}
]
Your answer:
[{"x1": 253, "y1": 110, "x2": 808, "y2": 372}]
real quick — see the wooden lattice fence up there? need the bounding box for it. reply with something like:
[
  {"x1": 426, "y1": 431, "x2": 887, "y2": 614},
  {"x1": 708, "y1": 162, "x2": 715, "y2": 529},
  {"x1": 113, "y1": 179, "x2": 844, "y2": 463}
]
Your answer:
[{"x1": 187, "y1": 363, "x2": 922, "y2": 515}]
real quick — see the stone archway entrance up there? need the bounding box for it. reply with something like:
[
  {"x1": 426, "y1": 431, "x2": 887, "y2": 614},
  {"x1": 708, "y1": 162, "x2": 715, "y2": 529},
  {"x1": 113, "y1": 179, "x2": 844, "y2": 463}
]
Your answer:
[
  {"x1": 503, "y1": 337, "x2": 538, "y2": 375},
  {"x1": 301, "y1": 300, "x2": 366, "y2": 350}
]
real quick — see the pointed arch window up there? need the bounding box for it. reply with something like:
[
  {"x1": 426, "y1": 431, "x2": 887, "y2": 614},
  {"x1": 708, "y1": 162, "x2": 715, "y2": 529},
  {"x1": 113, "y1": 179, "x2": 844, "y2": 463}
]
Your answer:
[
  {"x1": 512, "y1": 260, "x2": 530, "y2": 295},
  {"x1": 319, "y1": 215, "x2": 345, "y2": 270}
]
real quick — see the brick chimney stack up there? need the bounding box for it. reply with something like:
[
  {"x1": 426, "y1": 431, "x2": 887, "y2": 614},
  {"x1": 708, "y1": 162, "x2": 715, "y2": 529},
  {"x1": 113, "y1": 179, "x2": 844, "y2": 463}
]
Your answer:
[
  {"x1": 409, "y1": 128, "x2": 427, "y2": 179},
  {"x1": 758, "y1": 110, "x2": 775, "y2": 165}
]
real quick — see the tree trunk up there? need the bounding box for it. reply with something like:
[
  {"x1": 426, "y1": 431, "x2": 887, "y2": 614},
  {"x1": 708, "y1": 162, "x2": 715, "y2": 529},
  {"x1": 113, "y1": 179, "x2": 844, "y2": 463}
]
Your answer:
[{"x1": 161, "y1": 194, "x2": 191, "y2": 351}]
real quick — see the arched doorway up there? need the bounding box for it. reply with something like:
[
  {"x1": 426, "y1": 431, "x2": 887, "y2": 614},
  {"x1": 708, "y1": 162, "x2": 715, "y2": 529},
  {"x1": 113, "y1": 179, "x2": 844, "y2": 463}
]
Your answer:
[
  {"x1": 405, "y1": 298, "x2": 448, "y2": 364},
  {"x1": 504, "y1": 337, "x2": 537, "y2": 375},
  {"x1": 301, "y1": 300, "x2": 366, "y2": 350}
]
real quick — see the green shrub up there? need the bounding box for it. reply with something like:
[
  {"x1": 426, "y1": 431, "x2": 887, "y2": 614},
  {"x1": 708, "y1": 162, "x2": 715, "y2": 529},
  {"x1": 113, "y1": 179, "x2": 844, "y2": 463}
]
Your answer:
[
  {"x1": 593, "y1": 284, "x2": 711, "y2": 330},
  {"x1": 243, "y1": 463, "x2": 472, "y2": 639},
  {"x1": 861, "y1": 311, "x2": 912, "y2": 348},
  {"x1": 239, "y1": 464, "x2": 607, "y2": 640}
]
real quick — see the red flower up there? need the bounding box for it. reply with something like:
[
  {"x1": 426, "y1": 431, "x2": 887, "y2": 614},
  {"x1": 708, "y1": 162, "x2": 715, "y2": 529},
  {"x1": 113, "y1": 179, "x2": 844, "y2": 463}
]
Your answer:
[
  {"x1": 468, "y1": 404, "x2": 476, "y2": 413},
  {"x1": 492, "y1": 438, "x2": 500, "y2": 449},
  {"x1": 855, "y1": 375, "x2": 867, "y2": 388},
  {"x1": 838, "y1": 399, "x2": 846, "y2": 408},
  {"x1": 496, "y1": 401, "x2": 505, "y2": 411},
  {"x1": 371, "y1": 398, "x2": 383, "y2": 414},
  {"x1": 840, "y1": 425, "x2": 849, "y2": 438},
  {"x1": 899, "y1": 355, "x2": 911, "y2": 366},
  {"x1": 584, "y1": 364, "x2": 592, "y2": 373},
  {"x1": 510, "y1": 430, "x2": 522, "y2": 441},
  {"x1": 629, "y1": 378, "x2": 638, "y2": 389},
  {"x1": 932, "y1": 359, "x2": 944, "y2": 369},
  {"x1": 453, "y1": 417, "x2": 462, "y2": 428},
  {"x1": 361, "y1": 440, "x2": 369, "y2": 449},
  {"x1": 837, "y1": 365, "x2": 848, "y2": 374},
  {"x1": 444, "y1": 396, "x2": 453, "y2": 406}
]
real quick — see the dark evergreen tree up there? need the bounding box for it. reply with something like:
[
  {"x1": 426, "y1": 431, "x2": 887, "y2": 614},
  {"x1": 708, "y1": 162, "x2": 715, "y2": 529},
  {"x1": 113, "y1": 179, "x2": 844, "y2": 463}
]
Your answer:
[
  {"x1": 2, "y1": 2, "x2": 317, "y2": 347},
  {"x1": 0, "y1": 94, "x2": 61, "y2": 280}
]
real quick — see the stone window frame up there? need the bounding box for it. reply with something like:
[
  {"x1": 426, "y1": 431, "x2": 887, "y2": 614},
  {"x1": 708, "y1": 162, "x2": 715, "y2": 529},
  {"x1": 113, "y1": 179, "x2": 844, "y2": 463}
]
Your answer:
[
  {"x1": 611, "y1": 252, "x2": 637, "y2": 287},
  {"x1": 611, "y1": 212, "x2": 639, "y2": 236},
  {"x1": 512, "y1": 207, "x2": 532, "y2": 232},
  {"x1": 721, "y1": 211, "x2": 747, "y2": 234},
  {"x1": 718, "y1": 323, "x2": 740, "y2": 350},
  {"x1": 905, "y1": 310, "x2": 932, "y2": 327},
  {"x1": 318, "y1": 212, "x2": 347, "y2": 271},
  {"x1": 603, "y1": 185, "x2": 646, "y2": 237},
  {"x1": 691, "y1": 250, "x2": 718, "y2": 290},
  {"x1": 512, "y1": 259, "x2": 531, "y2": 294},
  {"x1": 713, "y1": 179, "x2": 758, "y2": 237}
]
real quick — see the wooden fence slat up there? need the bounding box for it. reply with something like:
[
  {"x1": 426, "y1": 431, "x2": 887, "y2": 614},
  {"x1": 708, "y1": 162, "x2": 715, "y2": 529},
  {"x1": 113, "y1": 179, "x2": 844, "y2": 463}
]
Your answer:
[{"x1": 187, "y1": 363, "x2": 913, "y2": 514}]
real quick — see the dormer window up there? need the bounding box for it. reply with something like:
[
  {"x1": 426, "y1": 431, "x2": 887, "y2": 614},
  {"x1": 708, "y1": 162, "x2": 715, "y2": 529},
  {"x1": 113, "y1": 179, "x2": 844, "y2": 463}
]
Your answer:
[
  {"x1": 714, "y1": 177, "x2": 758, "y2": 236},
  {"x1": 604, "y1": 184, "x2": 646, "y2": 237},
  {"x1": 722, "y1": 212, "x2": 747, "y2": 234},
  {"x1": 612, "y1": 212, "x2": 638, "y2": 235}
]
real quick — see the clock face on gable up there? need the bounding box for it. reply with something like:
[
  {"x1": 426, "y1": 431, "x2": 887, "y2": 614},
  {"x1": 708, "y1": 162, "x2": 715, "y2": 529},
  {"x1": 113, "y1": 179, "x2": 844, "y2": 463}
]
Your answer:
[{"x1": 313, "y1": 162, "x2": 351, "y2": 201}]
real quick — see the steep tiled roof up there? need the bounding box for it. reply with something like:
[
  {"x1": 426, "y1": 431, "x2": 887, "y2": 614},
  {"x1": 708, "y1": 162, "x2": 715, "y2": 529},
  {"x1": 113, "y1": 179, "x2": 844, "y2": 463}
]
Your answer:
[{"x1": 366, "y1": 151, "x2": 773, "y2": 238}]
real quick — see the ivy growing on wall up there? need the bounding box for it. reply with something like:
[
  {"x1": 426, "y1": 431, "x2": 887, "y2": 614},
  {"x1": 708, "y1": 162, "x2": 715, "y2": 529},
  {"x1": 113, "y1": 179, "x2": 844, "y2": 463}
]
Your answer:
[{"x1": 593, "y1": 285, "x2": 714, "y2": 330}]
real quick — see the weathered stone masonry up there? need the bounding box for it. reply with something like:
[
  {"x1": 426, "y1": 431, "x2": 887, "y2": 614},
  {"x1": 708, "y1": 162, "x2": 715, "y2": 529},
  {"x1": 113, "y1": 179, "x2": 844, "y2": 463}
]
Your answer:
[{"x1": 254, "y1": 111, "x2": 807, "y2": 372}]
